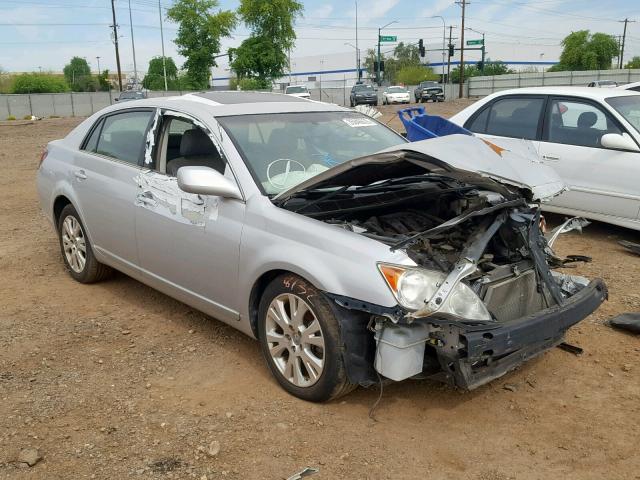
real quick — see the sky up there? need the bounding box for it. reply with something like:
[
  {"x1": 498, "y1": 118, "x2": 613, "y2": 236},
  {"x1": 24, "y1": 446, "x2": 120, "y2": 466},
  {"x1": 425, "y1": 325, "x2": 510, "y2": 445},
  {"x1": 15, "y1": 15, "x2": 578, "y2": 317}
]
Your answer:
[{"x1": 0, "y1": 0, "x2": 639, "y2": 74}]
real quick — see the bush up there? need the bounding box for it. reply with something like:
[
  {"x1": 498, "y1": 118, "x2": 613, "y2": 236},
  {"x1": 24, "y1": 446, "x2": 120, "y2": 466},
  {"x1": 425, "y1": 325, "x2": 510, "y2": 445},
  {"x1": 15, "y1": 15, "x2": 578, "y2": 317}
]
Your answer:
[
  {"x1": 230, "y1": 77, "x2": 270, "y2": 91},
  {"x1": 11, "y1": 74, "x2": 69, "y2": 93},
  {"x1": 23, "y1": 114, "x2": 32, "y2": 120},
  {"x1": 6, "y1": 115, "x2": 16, "y2": 121},
  {"x1": 395, "y1": 66, "x2": 439, "y2": 85}
]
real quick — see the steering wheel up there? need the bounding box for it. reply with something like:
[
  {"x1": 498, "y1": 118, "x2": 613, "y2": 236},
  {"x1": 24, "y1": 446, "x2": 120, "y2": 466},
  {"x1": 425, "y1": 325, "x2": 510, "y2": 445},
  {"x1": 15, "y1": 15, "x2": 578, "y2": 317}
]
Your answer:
[{"x1": 266, "y1": 158, "x2": 306, "y2": 190}]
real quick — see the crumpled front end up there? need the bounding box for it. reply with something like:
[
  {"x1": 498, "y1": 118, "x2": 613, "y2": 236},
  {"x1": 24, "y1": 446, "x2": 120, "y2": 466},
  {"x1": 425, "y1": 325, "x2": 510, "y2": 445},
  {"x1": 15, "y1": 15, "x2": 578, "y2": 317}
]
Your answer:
[{"x1": 322, "y1": 203, "x2": 607, "y2": 389}]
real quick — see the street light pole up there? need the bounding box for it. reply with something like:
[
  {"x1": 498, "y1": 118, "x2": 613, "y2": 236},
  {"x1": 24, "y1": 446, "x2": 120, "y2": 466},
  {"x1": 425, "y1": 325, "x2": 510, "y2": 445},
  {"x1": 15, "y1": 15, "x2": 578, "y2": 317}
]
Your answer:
[
  {"x1": 158, "y1": 0, "x2": 168, "y2": 91},
  {"x1": 377, "y1": 21, "x2": 398, "y2": 87},
  {"x1": 345, "y1": 42, "x2": 360, "y2": 83},
  {"x1": 355, "y1": 1, "x2": 360, "y2": 81},
  {"x1": 128, "y1": 0, "x2": 138, "y2": 86},
  {"x1": 96, "y1": 56, "x2": 101, "y2": 75},
  {"x1": 431, "y1": 16, "x2": 446, "y2": 83}
]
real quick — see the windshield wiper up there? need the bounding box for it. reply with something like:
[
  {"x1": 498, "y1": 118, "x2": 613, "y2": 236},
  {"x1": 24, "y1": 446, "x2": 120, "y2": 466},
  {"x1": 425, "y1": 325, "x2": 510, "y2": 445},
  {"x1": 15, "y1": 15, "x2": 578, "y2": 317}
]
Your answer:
[{"x1": 390, "y1": 198, "x2": 526, "y2": 251}]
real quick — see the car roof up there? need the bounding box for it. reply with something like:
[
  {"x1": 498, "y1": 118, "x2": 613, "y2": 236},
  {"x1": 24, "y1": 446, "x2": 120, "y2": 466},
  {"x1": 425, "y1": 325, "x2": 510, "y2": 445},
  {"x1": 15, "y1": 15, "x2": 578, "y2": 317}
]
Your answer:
[
  {"x1": 485, "y1": 86, "x2": 640, "y2": 100},
  {"x1": 99, "y1": 91, "x2": 348, "y2": 117}
]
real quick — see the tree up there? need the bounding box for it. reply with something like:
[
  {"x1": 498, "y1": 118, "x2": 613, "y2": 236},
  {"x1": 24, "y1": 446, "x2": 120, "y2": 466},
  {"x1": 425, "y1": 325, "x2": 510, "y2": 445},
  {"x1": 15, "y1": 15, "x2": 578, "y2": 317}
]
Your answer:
[
  {"x1": 364, "y1": 43, "x2": 431, "y2": 84},
  {"x1": 167, "y1": 0, "x2": 236, "y2": 89},
  {"x1": 450, "y1": 60, "x2": 513, "y2": 83},
  {"x1": 11, "y1": 73, "x2": 69, "y2": 93},
  {"x1": 63, "y1": 57, "x2": 92, "y2": 90},
  {"x1": 98, "y1": 69, "x2": 111, "y2": 91},
  {"x1": 549, "y1": 30, "x2": 619, "y2": 71},
  {"x1": 231, "y1": 0, "x2": 303, "y2": 85},
  {"x1": 142, "y1": 56, "x2": 179, "y2": 90},
  {"x1": 624, "y1": 56, "x2": 640, "y2": 69},
  {"x1": 396, "y1": 65, "x2": 438, "y2": 85}
]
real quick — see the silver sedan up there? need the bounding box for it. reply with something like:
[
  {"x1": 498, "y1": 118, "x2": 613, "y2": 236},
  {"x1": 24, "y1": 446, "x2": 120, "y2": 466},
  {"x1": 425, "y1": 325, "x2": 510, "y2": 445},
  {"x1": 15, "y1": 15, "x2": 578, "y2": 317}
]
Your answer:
[{"x1": 37, "y1": 92, "x2": 606, "y2": 402}]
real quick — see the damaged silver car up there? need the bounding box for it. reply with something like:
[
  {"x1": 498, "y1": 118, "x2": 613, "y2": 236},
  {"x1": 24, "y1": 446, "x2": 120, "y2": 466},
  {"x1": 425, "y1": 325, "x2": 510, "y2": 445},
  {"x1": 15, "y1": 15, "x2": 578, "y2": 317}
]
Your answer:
[{"x1": 37, "y1": 92, "x2": 607, "y2": 402}]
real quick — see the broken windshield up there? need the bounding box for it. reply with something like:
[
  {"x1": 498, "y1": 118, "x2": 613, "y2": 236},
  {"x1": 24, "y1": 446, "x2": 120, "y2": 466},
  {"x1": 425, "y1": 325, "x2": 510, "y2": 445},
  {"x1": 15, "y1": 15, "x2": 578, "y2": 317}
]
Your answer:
[{"x1": 218, "y1": 112, "x2": 406, "y2": 195}]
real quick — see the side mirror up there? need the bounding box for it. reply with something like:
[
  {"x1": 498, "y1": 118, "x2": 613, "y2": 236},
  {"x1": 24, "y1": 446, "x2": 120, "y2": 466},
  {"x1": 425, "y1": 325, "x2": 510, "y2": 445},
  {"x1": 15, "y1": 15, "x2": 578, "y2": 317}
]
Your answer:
[
  {"x1": 601, "y1": 133, "x2": 640, "y2": 152},
  {"x1": 177, "y1": 166, "x2": 242, "y2": 199}
]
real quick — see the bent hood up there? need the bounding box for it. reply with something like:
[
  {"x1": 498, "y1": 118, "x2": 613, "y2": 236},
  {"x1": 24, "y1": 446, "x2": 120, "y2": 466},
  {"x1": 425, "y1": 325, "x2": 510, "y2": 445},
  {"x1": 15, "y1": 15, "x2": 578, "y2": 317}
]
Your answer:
[{"x1": 274, "y1": 134, "x2": 565, "y2": 203}]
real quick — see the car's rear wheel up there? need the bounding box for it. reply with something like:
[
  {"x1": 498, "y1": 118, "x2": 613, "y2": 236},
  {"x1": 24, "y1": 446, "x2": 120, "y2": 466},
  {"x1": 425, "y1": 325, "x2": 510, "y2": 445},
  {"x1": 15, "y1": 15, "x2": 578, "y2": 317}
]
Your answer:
[
  {"x1": 257, "y1": 274, "x2": 356, "y2": 402},
  {"x1": 57, "y1": 204, "x2": 112, "y2": 283}
]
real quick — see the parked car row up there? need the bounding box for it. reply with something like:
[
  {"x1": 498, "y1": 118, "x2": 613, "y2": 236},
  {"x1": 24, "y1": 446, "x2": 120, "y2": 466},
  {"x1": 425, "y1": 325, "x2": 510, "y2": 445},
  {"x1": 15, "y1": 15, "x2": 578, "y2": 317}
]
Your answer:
[{"x1": 37, "y1": 90, "x2": 606, "y2": 402}]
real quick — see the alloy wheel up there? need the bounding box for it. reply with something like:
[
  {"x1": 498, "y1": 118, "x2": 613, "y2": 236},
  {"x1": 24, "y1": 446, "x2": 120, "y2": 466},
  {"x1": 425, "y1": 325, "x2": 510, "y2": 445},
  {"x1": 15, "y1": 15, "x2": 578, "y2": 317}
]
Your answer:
[
  {"x1": 61, "y1": 215, "x2": 87, "y2": 273},
  {"x1": 265, "y1": 293, "x2": 325, "y2": 387}
]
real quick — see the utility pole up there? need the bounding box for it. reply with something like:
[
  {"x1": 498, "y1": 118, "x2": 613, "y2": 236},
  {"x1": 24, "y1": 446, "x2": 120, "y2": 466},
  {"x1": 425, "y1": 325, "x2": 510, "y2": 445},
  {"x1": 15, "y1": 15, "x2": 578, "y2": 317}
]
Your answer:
[
  {"x1": 96, "y1": 56, "x2": 101, "y2": 75},
  {"x1": 128, "y1": 0, "x2": 138, "y2": 86},
  {"x1": 158, "y1": 0, "x2": 168, "y2": 91},
  {"x1": 447, "y1": 25, "x2": 453, "y2": 84},
  {"x1": 619, "y1": 18, "x2": 635, "y2": 69},
  {"x1": 457, "y1": 0, "x2": 468, "y2": 98},
  {"x1": 110, "y1": 0, "x2": 123, "y2": 91}
]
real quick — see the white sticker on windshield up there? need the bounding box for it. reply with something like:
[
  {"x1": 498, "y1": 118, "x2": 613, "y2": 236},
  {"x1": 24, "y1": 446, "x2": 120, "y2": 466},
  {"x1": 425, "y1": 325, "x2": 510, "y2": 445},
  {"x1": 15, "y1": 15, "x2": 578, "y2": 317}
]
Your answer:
[{"x1": 343, "y1": 117, "x2": 376, "y2": 128}]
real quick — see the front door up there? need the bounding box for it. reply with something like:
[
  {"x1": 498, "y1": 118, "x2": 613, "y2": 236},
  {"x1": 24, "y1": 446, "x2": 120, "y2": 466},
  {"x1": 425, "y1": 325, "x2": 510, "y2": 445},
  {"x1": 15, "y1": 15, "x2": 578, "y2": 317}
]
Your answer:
[
  {"x1": 538, "y1": 97, "x2": 640, "y2": 221},
  {"x1": 134, "y1": 112, "x2": 245, "y2": 323}
]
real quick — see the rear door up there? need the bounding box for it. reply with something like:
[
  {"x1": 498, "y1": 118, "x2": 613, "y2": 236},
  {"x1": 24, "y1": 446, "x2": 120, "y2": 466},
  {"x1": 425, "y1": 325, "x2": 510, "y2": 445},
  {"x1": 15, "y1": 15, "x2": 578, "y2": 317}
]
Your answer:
[
  {"x1": 464, "y1": 95, "x2": 546, "y2": 152},
  {"x1": 538, "y1": 96, "x2": 640, "y2": 221},
  {"x1": 72, "y1": 108, "x2": 156, "y2": 268}
]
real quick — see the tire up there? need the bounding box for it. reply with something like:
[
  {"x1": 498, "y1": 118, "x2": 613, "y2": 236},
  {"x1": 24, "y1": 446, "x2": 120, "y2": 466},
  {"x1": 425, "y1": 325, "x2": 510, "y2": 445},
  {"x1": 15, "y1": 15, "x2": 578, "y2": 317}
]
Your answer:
[
  {"x1": 257, "y1": 274, "x2": 356, "y2": 402},
  {"x1": 57, "y1": 204, "x2": 112, "y2": 283},
  {"x1": 349, "y1": 99, "x2": 354, "y2": 107}
]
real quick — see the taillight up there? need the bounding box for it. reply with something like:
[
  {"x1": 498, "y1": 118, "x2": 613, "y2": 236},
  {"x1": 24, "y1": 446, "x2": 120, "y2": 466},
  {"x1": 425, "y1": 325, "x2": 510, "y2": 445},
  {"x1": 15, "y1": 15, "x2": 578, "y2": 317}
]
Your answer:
[{"x1": 38, "y1": 148, "x2": 48, "y2": 169}]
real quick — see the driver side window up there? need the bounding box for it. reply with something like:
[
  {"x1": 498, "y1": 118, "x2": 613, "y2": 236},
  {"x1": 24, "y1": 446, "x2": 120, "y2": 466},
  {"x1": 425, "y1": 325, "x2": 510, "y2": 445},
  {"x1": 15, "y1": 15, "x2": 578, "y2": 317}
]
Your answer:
[{"x1": 158, "y1": 116, "x2": 227, "y2": 177}]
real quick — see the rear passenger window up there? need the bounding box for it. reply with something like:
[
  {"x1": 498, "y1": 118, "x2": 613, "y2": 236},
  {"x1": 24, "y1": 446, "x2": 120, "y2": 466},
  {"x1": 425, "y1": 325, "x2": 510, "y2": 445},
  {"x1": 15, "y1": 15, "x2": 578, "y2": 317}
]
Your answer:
[
  {"x1": 93, "y1": 111, "x2": 154, "y2": 165},
  {"x1": 484, "y1": 97, "x2": 544, "y2": 140}
]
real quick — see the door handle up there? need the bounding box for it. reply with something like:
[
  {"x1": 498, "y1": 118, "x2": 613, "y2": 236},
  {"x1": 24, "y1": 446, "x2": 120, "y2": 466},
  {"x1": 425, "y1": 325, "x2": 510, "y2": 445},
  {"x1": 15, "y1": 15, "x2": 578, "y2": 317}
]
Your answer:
[
  {"x1": 136, "y1": 190, "x2": 157, "y2": 206},
  {"x1": 74, "y1": 169, "x2": 87, "y2": 180},
  {"x1": 542, "y1": 154, "x2": 560, "y2": 161}
]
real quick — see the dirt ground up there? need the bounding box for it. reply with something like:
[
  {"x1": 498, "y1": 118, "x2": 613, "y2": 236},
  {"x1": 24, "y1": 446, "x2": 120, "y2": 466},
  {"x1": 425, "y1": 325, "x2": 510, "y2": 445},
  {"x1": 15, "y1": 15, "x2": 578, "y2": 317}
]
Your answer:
[{"x1": 1, "y1": 102, "x2": 639, "y2": 480}]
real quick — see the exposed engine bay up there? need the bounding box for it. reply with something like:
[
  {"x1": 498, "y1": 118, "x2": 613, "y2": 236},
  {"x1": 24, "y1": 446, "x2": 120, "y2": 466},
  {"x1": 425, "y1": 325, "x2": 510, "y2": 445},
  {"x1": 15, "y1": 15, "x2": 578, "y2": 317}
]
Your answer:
[
  {"x1": 289, "y1": 178, "x2": 588, "y2": 324},
  {"x1": 279, "y1": 172, "x2": 607, "y2": 389}
]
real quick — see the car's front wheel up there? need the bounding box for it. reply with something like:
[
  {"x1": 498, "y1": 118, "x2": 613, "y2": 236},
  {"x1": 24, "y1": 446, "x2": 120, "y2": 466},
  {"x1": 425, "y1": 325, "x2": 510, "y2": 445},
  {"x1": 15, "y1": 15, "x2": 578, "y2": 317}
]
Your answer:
[
  {"x1": 257, "y1": 274, "x2": 356, "y2": 402},
  {"x1": 57, "y1": 204, "x2": 112, "y2": 283}
]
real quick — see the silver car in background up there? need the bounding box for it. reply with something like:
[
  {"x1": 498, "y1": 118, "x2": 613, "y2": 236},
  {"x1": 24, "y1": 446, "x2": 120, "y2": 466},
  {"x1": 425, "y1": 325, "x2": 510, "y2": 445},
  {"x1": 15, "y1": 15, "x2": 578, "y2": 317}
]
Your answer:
[{"x1": 37, "y1": 92, "x2": 606, "y2": 402}]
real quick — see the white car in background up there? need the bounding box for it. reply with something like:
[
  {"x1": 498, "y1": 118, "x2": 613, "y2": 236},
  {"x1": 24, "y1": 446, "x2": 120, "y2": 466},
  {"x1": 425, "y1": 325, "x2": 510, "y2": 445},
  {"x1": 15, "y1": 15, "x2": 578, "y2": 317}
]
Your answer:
[
  {"x1": 285, "y1": 85, "x2": 311, "y2": 99},
  {"x1": 587, "y1": 80, "x2": 618, "y2": 88},
  {"x1": 382, "y1": 86, "x2": 411, "y2": 105},
  {"x1": 617, "y1": 81, "x2": 640, "y2": 92},
  {"x1": 450, "y1": 87, "x2": 640, "y2": 230}
]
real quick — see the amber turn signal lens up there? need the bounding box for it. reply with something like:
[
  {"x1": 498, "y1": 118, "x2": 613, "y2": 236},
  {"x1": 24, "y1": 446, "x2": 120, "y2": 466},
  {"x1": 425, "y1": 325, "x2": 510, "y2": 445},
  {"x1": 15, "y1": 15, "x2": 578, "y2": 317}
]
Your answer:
[{"x1": 377, "y1": 264, "x2": 406, "y2": 293}]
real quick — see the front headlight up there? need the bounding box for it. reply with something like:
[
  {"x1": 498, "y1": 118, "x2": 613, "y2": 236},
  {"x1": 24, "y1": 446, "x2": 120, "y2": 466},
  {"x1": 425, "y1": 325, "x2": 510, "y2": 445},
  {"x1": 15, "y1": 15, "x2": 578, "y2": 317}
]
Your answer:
[{"x1": 378, "y1": 263, "x2": 492, "y2": 321}]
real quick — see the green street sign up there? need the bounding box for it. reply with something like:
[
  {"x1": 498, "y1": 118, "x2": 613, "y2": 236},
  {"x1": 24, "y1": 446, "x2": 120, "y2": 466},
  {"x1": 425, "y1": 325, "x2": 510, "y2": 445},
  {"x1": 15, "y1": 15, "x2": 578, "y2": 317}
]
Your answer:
[
  {"x1": 467, "y1": 39, "x2": 483, "y2": 46},
  {"x1": 379, "y1": 35, "x2": 397, "y2": 42}
]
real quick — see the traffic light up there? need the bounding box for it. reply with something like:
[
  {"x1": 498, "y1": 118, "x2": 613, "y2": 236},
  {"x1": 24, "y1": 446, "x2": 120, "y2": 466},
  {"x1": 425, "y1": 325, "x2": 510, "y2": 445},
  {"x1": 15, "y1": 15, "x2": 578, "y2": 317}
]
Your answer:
[
  {"x1": 374, "y1": 60, "x2": 385, "y2": 72},
  {"x1": 477, "y1": 60, "x2": 484, "y2": 71},
  {"x1": 418, "y1": 39, "x2": 425, "y2": 57},
  {"x1": 448, "y1": 44, "x2": 455, "y2": 57}
]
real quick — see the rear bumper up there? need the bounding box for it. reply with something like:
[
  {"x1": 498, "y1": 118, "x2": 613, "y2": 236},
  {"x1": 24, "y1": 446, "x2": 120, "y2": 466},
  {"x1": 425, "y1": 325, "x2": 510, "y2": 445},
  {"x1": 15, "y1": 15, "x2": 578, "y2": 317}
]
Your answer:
[{"x1": 432, "y1": 279, "x2": 607, "y2": 390}]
